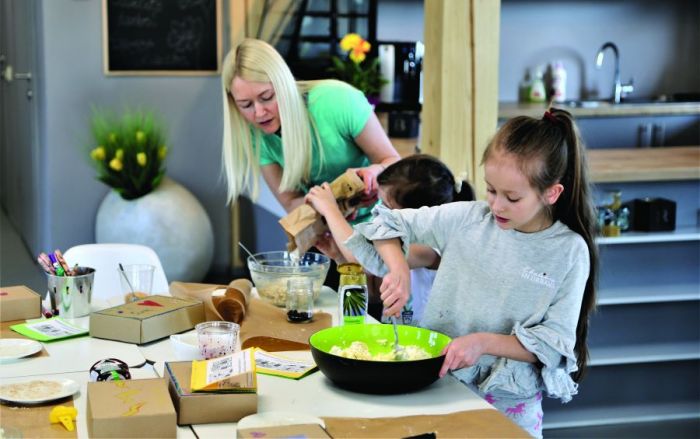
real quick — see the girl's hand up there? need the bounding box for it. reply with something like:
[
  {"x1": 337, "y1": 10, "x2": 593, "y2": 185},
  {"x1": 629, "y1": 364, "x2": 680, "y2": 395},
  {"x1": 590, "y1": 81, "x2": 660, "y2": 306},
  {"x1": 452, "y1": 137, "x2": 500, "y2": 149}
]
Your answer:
[
  {"x1": 379, "y1": 265, "x2": 410, "y2": 317},
  {"x1": 438, "y1": 333, "x2": 488, "y2": 378},
  {"x1": 305, "y1": 183, "x2": 338, "y2": 217}
]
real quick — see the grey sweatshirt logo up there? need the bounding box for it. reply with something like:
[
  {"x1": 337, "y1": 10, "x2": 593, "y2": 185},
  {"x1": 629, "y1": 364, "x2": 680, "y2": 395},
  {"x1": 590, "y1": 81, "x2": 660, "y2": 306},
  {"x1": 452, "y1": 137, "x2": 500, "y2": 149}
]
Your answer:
[{"x1": 521, "y1": 268, "x2": 556, "y2": 289}]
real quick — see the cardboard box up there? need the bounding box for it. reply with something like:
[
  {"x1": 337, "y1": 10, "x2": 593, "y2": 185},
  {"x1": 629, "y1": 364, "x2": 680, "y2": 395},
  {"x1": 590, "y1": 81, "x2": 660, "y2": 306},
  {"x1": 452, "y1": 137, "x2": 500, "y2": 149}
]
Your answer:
[
  {"x1": 90, "y1": 295, "x2": 205, "y2": 344},
  {"x1": 165, "y1": 361, "x2": 257, "y2": 425},
  {"x1": 86, "y1": 378, "x2": 176, "y2": 438},
  {"x1": 237, "y1": 424, "x2": 331, "y2": 438},
  {"x1": 0, "y1": 285, "x2": 42, "y2": 322}
]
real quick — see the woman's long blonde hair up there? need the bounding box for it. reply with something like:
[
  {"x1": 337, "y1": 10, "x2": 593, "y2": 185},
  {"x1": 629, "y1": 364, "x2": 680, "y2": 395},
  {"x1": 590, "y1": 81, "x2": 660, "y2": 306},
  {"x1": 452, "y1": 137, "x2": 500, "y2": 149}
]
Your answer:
[{"x1": 221, "y1": 39, "x2": 313, "y2": 203}]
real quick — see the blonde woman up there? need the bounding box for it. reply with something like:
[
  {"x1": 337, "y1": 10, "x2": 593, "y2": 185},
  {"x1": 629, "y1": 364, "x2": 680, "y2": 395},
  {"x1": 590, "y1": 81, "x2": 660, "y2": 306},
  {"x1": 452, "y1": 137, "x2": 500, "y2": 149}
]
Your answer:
[{"x1": 222, "y1": 38, "x2": 400, "y2": 218}]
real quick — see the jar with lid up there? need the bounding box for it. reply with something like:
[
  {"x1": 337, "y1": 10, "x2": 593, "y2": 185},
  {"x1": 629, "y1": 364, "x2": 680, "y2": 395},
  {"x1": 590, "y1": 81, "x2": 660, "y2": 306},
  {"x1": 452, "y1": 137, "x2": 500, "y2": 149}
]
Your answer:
[{"x1": 337, "y1": 263, "x2": 368, "y2": 325}]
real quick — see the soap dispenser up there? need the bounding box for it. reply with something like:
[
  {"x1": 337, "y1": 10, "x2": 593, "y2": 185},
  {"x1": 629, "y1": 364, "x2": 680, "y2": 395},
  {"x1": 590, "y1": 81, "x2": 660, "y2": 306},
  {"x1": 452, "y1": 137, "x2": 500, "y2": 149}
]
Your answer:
[{"x1": 529, "y1": 67, "x2": 546, "y2": 103}]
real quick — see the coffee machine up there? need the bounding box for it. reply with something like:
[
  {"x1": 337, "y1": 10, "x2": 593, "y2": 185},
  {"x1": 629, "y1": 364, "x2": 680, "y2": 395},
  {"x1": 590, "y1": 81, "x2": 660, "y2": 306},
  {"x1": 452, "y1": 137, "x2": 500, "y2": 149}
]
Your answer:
[
  {"x1": 378, "y1": 41, "x2": 423, "y2": 137},
  {"x1": 378, "y1": 41, "x2": 424, "y2": 105}
]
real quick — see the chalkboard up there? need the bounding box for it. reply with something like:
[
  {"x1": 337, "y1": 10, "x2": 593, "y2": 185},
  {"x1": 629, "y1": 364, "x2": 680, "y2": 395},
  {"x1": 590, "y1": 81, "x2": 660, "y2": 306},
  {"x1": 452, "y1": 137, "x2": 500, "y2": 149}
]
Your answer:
[{"x1": 103, "y1": 0, "x2": 222, "y2": 75}]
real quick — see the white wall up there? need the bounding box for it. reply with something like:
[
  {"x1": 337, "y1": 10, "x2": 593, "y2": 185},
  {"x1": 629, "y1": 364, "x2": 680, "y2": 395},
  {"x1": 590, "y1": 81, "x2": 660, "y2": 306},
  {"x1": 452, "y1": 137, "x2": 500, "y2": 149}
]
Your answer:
[
  {"x1": 499, "y1": 0, "x2": 700, "y2": 101},
  {"x1": 376, "y1": 0, "x2": 700, "y2": 102},
  {"x1": 39, "y1": 0, "x2": 230, "y2": 276}
]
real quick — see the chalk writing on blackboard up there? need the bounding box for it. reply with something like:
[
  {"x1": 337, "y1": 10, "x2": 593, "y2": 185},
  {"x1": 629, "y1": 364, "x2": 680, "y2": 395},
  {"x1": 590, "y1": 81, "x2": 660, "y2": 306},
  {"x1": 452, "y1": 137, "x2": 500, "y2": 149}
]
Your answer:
[{"x1": 103, "y1": 0, "x2": 221, "y2": 75}]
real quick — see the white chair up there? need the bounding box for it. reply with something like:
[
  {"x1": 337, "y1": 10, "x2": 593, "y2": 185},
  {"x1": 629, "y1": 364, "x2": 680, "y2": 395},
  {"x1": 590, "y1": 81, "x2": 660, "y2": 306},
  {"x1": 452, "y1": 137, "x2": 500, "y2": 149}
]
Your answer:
[{"x1": 63, "y1": 243, "x2": 169, "y2": 306}]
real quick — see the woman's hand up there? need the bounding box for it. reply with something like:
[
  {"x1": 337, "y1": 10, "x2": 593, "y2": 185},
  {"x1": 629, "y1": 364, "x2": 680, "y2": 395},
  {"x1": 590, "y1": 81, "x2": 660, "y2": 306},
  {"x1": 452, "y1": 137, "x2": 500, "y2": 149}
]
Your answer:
[
  {"x1": 379, "y1": 265, "x2": 410, "y2": 317},
  {"x1": 314, "y1": 231, "x2": 347, "y2": 263},
  {"x1": 439, "y1": 333, "x2": 489, "y2": 378},
  {"x1": 305, "y1": 183, "x2": 339, "y2": 218},
  {"x1": 349, "y1": 164, "x2": 385, "y2": 199}
]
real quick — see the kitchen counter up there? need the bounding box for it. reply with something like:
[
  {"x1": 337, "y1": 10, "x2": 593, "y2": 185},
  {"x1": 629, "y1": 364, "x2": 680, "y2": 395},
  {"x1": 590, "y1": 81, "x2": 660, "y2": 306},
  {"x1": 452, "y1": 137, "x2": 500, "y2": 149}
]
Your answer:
[
  {"x1": 500, "y1": 101, "x2": 700, "y2": 119},
  {"x1": 588, "y1": 146, "x2": 700, "y2": 183}
]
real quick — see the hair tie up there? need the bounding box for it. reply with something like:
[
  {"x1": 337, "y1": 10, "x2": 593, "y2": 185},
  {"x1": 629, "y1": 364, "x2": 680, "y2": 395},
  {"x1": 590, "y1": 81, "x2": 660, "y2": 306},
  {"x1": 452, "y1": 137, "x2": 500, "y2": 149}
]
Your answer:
[
  {"x1": 543, "y1": 110, "x2": 559, "y2": 124},
  {"x1": 454, "y1": 171, "x2": 469, "y2": 193}
]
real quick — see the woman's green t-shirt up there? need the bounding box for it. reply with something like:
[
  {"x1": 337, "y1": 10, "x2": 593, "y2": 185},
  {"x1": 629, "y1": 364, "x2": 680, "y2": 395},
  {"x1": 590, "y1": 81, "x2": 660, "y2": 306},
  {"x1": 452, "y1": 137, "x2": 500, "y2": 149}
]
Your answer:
[{"x1": 257, "y1": 81, "x2": 373, "y2": 192}]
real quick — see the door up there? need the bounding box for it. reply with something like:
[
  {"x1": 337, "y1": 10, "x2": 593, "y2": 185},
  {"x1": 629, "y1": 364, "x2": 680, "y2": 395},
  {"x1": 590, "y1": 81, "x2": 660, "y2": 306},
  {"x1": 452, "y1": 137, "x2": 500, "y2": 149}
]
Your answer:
[{"x1": 0, "y1": 0, "x2": 42, "y2": 254}]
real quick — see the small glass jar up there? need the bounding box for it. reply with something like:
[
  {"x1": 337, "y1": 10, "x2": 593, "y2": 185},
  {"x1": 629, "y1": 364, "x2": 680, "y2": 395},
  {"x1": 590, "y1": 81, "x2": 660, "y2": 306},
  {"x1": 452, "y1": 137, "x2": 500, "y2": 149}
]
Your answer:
[{"x1": 286, "y1": 278, "x2": 314, "y2": 323}]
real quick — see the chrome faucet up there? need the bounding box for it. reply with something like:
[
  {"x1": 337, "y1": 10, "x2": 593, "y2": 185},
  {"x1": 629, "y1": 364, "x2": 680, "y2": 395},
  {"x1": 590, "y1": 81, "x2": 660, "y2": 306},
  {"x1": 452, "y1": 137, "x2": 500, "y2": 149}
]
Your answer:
[{"x1": 595, "y1": 42, "x2": 634, "y2": 103}]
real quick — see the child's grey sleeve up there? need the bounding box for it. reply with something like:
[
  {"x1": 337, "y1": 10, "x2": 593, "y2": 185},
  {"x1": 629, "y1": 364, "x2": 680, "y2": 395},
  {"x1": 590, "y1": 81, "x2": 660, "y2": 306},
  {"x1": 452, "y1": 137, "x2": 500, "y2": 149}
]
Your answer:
[{"x1": 343, "y1": 230, "x2": 389, "y2": 276}]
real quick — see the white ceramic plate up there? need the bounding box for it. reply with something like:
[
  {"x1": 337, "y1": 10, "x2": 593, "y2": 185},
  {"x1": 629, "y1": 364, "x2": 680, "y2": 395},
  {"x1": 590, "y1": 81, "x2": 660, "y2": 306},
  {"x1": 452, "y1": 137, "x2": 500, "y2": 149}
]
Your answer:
[
  {"x1": 0, "y1": 378, "x2": 79, "y2": 404},
  {"x1": 0, "y1": 338, "x2": 43, "y2": 361},
  {"x1": 237, "y1": 411, "x2": 325, "y2": 430}
]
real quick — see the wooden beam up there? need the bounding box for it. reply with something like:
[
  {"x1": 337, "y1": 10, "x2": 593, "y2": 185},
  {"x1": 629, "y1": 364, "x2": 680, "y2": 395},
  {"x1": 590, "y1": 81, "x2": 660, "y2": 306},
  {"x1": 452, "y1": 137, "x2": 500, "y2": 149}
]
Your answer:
[{"x1": 422, "y1": 0, "x2": 500, "y2": 197}]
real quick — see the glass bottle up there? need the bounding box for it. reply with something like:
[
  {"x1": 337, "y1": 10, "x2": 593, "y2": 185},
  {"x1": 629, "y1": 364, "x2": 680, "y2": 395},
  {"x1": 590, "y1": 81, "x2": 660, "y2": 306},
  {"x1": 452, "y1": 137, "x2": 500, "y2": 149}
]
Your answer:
[{"x1": 337, "y1": 263, "x2": 368, "y2": 325}]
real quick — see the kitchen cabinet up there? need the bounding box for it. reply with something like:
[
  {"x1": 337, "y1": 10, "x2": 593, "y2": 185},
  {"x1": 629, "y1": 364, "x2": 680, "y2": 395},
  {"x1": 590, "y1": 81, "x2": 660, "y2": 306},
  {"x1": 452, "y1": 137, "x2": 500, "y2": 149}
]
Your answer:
[{"x1": 542, "y1": 151, "x2": 700, "y2": 433}]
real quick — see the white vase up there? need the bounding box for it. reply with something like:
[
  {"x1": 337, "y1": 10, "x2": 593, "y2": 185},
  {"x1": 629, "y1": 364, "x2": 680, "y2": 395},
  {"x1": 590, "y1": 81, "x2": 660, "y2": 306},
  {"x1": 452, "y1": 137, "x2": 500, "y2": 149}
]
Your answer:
[{"x1": 95, "y1": 177, "x2": 214, "y2": 282}]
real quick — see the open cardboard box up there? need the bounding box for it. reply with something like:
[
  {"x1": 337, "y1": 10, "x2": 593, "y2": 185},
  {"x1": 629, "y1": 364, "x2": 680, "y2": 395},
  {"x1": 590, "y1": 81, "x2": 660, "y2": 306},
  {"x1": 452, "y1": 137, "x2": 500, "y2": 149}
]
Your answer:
[
  {"x1": 86, "y1": 378, "x2": 176, "y2": 438},
  {"x1": 165, "y1": 361, "x2": 258, "y2": 425},
  {"x1": 89, "y1": 295, "x2": 205, "y2": 344},
  {"x1": 0, "y1": 285, "x2": 42, "y2": 322}
]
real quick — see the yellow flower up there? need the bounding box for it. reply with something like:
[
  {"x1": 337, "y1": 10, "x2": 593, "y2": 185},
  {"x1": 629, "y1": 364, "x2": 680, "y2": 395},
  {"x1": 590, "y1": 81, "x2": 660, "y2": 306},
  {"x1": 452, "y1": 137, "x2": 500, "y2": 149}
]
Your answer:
[
  {"x1": 109, "y1": 158, "x2": 123, "y2": 171},
  {"x1": 90, "y1": 146, "x2": 106, "y2": 161},
  {"x1": 158, "y1": 145, "x2": 168, "y2": 160},
  {"x1": 115, "y1": 149, "x2": 124, "y2": 160},
  {"x1": 108, "y1": 132, "x2": 117, "y2": 143},
  {"x1": 135, "y1": 130, "x2": 146, "y2": 143},
  {"x1": 340, "y1": 33, "x2": 362, "y2": 52},
  {"x1": 136, "y1": 152, "x2": 147, "y2": 167}
]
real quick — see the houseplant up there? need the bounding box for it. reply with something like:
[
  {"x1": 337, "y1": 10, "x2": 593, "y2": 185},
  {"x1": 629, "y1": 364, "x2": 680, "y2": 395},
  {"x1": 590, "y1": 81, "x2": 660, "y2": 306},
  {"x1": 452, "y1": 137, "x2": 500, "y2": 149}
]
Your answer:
[
  {"x1": 329, "y1": 33, "x2": 387, "y2": 102},
  {"x1": 88, "y1": 108, "x2": 214, "y2": 282},
  {"x1": 89, "y1": 109, "x2": 167, "y2": 200}
]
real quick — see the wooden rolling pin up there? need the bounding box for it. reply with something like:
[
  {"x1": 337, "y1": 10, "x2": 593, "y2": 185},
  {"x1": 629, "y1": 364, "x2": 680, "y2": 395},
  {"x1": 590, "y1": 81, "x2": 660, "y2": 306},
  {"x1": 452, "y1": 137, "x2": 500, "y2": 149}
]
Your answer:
[{"x1": 212, "y1": 279, "x2": 252, "y2": 325}]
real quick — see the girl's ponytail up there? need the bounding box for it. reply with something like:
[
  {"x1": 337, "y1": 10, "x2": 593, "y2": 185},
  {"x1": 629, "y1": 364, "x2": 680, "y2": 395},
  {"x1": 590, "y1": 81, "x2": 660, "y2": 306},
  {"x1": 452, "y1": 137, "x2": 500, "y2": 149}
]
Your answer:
[{"x1": 547, "y1": 108, "x2": 598, "y2": 382}]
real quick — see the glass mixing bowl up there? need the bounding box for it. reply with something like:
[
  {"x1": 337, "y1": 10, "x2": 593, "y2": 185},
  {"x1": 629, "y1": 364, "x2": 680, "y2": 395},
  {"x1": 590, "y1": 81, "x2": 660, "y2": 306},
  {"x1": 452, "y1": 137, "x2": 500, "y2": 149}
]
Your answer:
[{"x1": 247, "y1": 251, "x2": 330, "y2": 307}]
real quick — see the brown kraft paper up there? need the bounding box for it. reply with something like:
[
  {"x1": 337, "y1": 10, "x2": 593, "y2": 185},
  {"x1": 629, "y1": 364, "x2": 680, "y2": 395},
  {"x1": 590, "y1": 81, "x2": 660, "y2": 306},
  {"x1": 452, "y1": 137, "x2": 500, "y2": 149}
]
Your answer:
[
  {"x1": 323, "y1": 409, "x2": 530, "y2": 438},
  {"x1": 279, "y1": 170, "x2": 365, "y2": 255},
  {"x1": 0, "y1": 399, "x2": 76, "y2": 439},
  {"x1": 169, "y1": 282, "x2": 331, "y2": 351}
]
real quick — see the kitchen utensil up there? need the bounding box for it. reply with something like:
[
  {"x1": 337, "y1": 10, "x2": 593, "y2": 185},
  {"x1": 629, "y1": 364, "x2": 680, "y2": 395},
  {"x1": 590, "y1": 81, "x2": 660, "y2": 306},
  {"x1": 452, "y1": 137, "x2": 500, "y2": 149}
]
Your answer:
[
  {"x1": 309, "y1": 324, "x2": 451, "y2": 394},
  {"x1": 390, "y1": 316, "x2": 406, "y2": 360},
  {"x1": 238, "y1": 242, "x2": 260, "y2": 264}
]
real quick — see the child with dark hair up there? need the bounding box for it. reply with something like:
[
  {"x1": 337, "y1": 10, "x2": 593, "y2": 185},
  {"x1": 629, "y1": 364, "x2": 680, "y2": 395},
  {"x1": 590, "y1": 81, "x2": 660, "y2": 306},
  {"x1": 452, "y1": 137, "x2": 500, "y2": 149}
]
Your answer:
[
  {"x1": 345, "y1": 108, "x2": 598, "y2": 437},
  {"x1": 306, "y1": 154, "x2": 473, "y2": 325}
]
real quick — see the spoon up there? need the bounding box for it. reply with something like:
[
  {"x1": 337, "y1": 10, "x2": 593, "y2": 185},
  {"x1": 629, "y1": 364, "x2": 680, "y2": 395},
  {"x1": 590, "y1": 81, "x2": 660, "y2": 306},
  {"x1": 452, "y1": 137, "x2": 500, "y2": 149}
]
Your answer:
[
  {"x1": 391, "y1": 316, "x2": 406, "y2": 360},
  {"x1": 118, "y1": 263, "x2": 136, "y2": 298},
  {"x1": 238, "y1": 242, "x2": 260, "y2": 264}
]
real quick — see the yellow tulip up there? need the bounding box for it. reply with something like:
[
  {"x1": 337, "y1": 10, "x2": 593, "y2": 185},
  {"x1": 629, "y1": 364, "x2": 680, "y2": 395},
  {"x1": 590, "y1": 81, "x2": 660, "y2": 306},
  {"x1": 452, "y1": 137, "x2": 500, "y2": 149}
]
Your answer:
[
  {"x1": 136, "y1": 152, "x2": 147, "y2": 167},
  {"x1": 90, "y1": 146, "x2": 106, "y2": 161},
  {"x1": 108, "y1": 133, "x2": 117, "y2": 143},
  {"x1": 115, "y1": 149, "x2": 124, "y2": 160},
  {"x1": 135, "y1": 130, "x2": 146, "y2": 143},
  {"x1": 158, "y1": 146, "x2": 167, "y2": 160},
  {"x1": 349, "y1": 39, "x2": 370, "y2": 64},
  {"x1": 109, "y1": 158, "x2": 123, "y2": 171},
  {"x1": 349, "y1": 50, "x2": 367, "y2": 64},
  {"x1": 340, "y1": 33, "x2": 362, "y2": 52}
]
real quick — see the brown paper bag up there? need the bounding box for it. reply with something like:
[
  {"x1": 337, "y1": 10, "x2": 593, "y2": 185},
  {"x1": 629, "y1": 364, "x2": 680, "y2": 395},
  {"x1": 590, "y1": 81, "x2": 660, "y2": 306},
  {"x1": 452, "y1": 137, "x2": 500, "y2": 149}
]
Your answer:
[{"x1": 279, "y1": 170, "x2": 365, "y2": 254}]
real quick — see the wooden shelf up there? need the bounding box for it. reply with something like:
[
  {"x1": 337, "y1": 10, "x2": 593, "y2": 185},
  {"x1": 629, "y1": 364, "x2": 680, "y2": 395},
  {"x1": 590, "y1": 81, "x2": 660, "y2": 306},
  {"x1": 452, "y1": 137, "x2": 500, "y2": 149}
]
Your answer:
[
  {"x1": 589, "y1": 341, "x2": 700, "y2": 366},
  {"x1": 543, "y1": 402, "x2": 700, "y2": 429},
  {"x1": 588, "y1": 146, "x2": 700, "y2": 183},
  {"x1": 500, "y1": 101, "x2": 700, "y2": 119},
  {"x1": 597, "y1": 283, "x2": 700, "y2": 306}
]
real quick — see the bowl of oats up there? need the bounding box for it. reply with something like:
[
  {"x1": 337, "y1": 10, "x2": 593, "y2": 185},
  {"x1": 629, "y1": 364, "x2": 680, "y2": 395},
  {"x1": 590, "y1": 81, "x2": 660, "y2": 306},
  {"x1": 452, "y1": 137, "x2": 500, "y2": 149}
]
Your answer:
[{"x1": 247, "y1": 251, "x2": 330, "y2": 307}]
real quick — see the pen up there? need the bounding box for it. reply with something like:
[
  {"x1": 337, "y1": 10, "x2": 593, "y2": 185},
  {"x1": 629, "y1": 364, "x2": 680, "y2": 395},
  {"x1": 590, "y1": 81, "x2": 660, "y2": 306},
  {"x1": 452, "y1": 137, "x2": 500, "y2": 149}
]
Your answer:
[{"x1": 48, "y1": 253, "x2": 65, "y2": 276}]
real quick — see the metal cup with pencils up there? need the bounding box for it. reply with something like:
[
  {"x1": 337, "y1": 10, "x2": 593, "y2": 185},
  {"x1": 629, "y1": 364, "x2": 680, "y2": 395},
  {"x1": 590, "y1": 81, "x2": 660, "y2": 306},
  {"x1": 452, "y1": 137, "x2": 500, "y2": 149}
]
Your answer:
[{"x1": 38, "y1": 249, "x2": 94, "y2": 318}]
